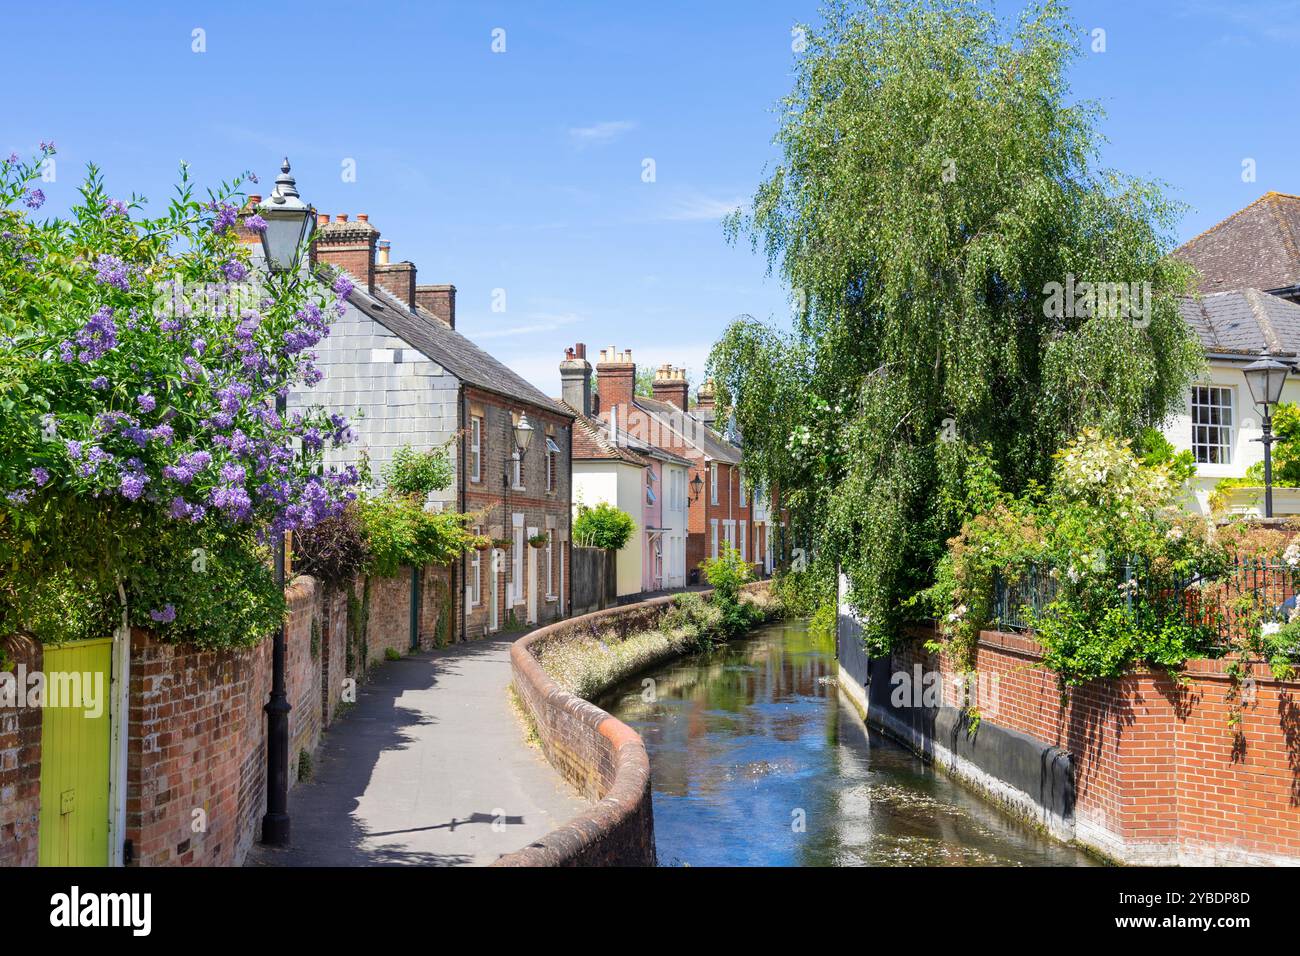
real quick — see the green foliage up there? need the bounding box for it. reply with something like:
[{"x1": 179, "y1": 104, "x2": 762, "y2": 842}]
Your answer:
[
  {"x1": 0, "y1": 148, "x2": 357, "y2": 648},
  {"x1": 774, "y1": 560, "x2": 835, "y2": 618},
  {"x1": 572, "y1": 501, "x2": 636, "y2": 551},
  {"x1": 711, "y1": 0, "x2": 1202, "y2": 655},
  {"x1": 1135, "y1": 427, "x2": 1197, "y2": 485},
  {"x1": 1211, "y1": 402, "x2": 1300, "y2": 509},
  {"x1": 700, "y1": 545, "x2": 759, "y2": 638},
  {"x1": 126, "y1": 524, "x2": 287, "y2": 649},
  {"x1": 357, "y1": 493, "x2": 475, "y2": 578},
  {"x1": 383, "y1": 444, "x2": 455, "y2": 497},
  {"x1": 662, "y1": 592, "x2": 728, "y2": 651},
  {"x1": 922, "y1": 430, "x2": 1226, "y2": 684},
  {"x1": 384, "y1": 647, "x2": 402, "y2": 662}
]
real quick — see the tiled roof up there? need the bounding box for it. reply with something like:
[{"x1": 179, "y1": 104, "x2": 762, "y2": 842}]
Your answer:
[
  {"x1": 632, "y1": 394, "x2": 742, "y2": 464},
  {"x1": 561, "y1": 400, "x2": 649, "y2": 465},
  {"x1": 340, "y1": 274, "x2": 572, "y2": 418},
  {"x1": 1174, "y1": 193, "x2": 1300, "y2": 295},
  {"x1": 1178, "y1": 289, "x2": 1300, "y2": 358}
]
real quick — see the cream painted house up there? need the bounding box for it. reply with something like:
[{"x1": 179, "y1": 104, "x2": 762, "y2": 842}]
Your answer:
[{"x1": 1165, "y1": 193, "x2": 1300, "y2": 516}]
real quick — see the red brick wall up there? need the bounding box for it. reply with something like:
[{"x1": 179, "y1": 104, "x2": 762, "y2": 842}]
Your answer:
[
  {"x1": 286, "y1": 578, "x2": 323, "y2": 780},
  {"x1": 418, "y1": 564, "x2": 454, "y2": 648},
  {"x1": 902, "y1": 625, "x2": 1300, "y2": 864},
  {"x1": 0, "y1": 635, "x2": 42, "y2": 867},
  {"x1": 127, "y1": 627, "x2": 270, "y2": 867},
  {"x1": 363, "y1": 571, "x2": 413, "y2": 664},
  {"x1": 320, "y1": 585, "x2": 349, "y2": 727},
  {"x1": 3, "y1": 566, "x2": 448, "y2": 868}
]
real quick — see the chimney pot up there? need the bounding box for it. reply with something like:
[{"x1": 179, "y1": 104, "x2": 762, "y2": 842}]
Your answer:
[
  {"x1": 335, "y1": 214, "x2": 348, "y2": 223},
  {"x1": 247, "y1": 194, "x2": 262, "y2": 205},
  {"x1": 560, "y1": 341, "x2": 593, "y2": 416},
  {"x1": 317, "y1": 213, "x2": 330, "y2": 226},
  {"x1": 357, "y1": 214, "x2": 369, "y2": 223}
]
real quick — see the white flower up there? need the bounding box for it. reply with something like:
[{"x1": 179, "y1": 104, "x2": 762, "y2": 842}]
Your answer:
[
  {"x1": 1262, "y1": 622, "x2": 1283, "y2": 637},
  {"x1": 1166, "y1": 526, "x2": 1184, "y2": 542}
]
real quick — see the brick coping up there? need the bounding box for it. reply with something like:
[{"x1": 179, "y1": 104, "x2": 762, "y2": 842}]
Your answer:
[
  {"x1": 494, "y1": 582, "x2": 771, "y2": 866},
  {"x1": 906, "y1": 621, "x2": 1299, "y2": 685}
]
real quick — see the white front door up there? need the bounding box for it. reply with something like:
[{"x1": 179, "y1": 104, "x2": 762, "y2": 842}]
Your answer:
[
  {"x1": 512, "y1": 516, "x2": 524, "y2": 607},
  {"x1": 490, "y1": 549, "x2": 500, "y2": 631},
  {"x1": 526, "y1": 525, "x2": 539, "y2": 624}
]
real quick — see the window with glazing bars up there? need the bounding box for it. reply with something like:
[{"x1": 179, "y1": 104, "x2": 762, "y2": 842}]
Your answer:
[{"x1": 1191, "y1": 385, "x2": 1233, "y2": 464}]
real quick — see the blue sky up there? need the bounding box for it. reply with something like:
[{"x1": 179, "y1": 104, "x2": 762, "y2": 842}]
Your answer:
[{"x1": 8, "y1": 1, "x2": 1300, "y2": 393}]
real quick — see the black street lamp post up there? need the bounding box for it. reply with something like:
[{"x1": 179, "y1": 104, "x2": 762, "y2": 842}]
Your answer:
[
  {"x1": 1243, "y1": 353, "x2": 1291, "y2": 520},
  {"x1": 258, "y1": 159, "x2": 315, "y2": 847}
]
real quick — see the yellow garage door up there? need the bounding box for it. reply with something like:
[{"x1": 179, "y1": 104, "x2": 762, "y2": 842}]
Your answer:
[{"x1": 38, "y1": 638, "x2": 113, "y2": 867}]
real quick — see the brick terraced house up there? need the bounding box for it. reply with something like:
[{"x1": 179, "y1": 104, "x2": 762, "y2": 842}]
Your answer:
[
  {"x1": 291, "y1": 214, "x2": 574, "y2": 641},
  {"x1": 560, "y1": 345, "x2": 692, "y2": 597},
  {"x1": 586, "y1": 345, "x2": 775, "y2": 580}
]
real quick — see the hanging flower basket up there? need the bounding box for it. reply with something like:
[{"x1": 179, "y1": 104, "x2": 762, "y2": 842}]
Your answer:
[
  {"x1": 528, "y1": 533, "x2": 548, "y2": 549},
  {"x1": 492, "y1": 538, "x2": 512, "y2": 551},
  {"x1": 472, "y1": 536, "x2": 492, "y2": 552}
]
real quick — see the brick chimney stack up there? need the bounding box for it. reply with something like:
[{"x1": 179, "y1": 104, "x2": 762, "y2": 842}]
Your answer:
[
  {"x1": 595, "y1": 347, "x2": 636, "y2": 423},
  {"x1": 560, "y1": 343, "x2": 592, "y2": 416},
  {"x1": 651, "y1": 364, "x2": 689, "y2": 412},
  {"x1": 373, "y1": 240, "x2": 418, "y2": 310},
  {"x1": 695, "y1": 377, "x2": 717, "y2": 427},
  {"x1": 415, "y1": 284, "x2": 456, "y2": 329},
  {"x1": 312, "y1": 214, "x2": 380, "y2": 293}
]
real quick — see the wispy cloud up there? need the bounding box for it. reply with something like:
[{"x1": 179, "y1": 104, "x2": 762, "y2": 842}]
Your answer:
[
  {"x1": 656, "y1": 193, "x2": 746, "y2": 222},
  {"x1": 568, "y1": 120, "x2": 637, "y2": 146},
  {"x1": 1183, "y1": 1, "x2": 1300, "y2": 43},
  {"x1": 466, "y1": 312, "x2": 583, "y2": 340}
]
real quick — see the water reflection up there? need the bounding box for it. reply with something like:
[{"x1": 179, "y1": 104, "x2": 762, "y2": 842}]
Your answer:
[{"x1": 601, "y1": 619, "x2": 1097, "y2": 867}]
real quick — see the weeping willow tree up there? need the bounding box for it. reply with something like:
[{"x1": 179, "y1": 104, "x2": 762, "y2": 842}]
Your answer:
[{"x1": 711, "y1": 0, "x2": 1202, "y2": 653}]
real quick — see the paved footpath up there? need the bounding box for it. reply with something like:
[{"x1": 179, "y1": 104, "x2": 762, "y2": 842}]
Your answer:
[{"x1": 247, "y1": 632, "x2": 586, "y2": 867}]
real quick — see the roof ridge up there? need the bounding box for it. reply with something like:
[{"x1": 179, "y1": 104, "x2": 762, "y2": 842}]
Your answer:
[
  {"x1": 1177, "y1": 193, "x2": 1278, "y2": 252},
  {"x1": 1244, "y1": 288, "x2": 1283, "y2": 352},
  {"x1": 1265, "y1": 193, "x2": 1300, "y2": 269}
]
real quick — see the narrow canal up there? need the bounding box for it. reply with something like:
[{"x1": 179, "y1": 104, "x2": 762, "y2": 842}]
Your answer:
[{"x1": 601, "y1": 618, "x2": 1097, "y2": 867}]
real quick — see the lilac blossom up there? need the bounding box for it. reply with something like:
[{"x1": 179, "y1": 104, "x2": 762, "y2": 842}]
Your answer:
[
  {"x1": 60, "y1": 306, "x2": 118, "y2": 363},
  {"x1": 149, "y1": 605, "x2": 176, "y2": 624},
  {"x1": 93, "y1": 254, "x2": 131, "y2": 291},
  {"x1": 209, "y1": 202, "x2": 238, "y2": 234}
]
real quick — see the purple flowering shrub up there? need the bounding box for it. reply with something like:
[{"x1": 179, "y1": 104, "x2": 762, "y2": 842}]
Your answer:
[{"x1": 0, "y1": 147, "x2": 360, "y2": 645}]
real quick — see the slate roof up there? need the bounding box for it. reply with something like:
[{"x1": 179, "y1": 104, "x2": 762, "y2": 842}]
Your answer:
[
  {"x1": 1174, "y1": 193, "x2": 1300, "y2": 295},
  {"x1": 1178, "y1": 289, "x2": 1300, "y2": 358},
  {"x1": 632, "y1": 394, "x2": 742, "y2": 465},
  {"x1": 342, "y1": 274, "x2": 572, "y2": 418}
]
